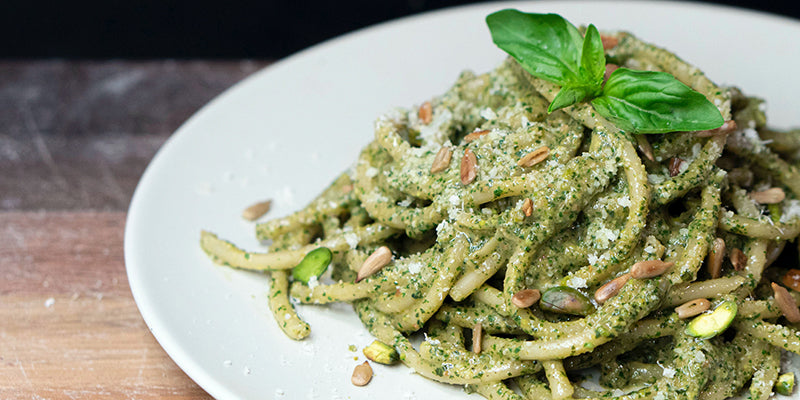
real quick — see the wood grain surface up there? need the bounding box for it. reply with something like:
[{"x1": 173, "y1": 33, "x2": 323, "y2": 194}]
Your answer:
[{"x1": 0, "y1": 60, "x2": 270, "y2": 399}]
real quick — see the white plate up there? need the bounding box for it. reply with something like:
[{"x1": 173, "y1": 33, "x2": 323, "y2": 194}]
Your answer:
[{"x1": 125, "y1": 1, "x2": 800, "y2": 399}]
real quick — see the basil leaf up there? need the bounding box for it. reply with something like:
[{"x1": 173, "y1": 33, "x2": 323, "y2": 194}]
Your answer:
[
  {"x1": 548, "y1": 84, "x2": 596, "y2": 112},
  {"x1": 486, "y1": 9, "x2": 584, "y2": 85},
  {"x1": 579, "y1": 24, "x2": 605, "y2": 87},
  {"x1": 591, "y1": 68, "x2": 724, "y2": 134}
]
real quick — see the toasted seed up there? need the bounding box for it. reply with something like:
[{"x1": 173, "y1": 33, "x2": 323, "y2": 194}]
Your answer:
[
  {"x1": 630, "y1": 260, "x2": 674, "y2": 279},
  {"x1": 634, "y1": 135, "x2": 654, "y2": 162},
  {"x1": 594, "y1": 273, "x2": 631, "y2": 304},
  {"x1": 772, "y1": 282, "x2": 800, "y2": 323},
  {"x1": 517, "y1": 146, "x2": 550, "y2": 168},
  {"x1": 696, "y1": 120, "x2": 737, "y2": 137},
  {"x1": 601, "y1": 34, "x2": 619, "y2": 50},
  {"x1": 430, "y1": 146, "x2": 452, "y2": 173},
  {"x1": 241, "y1": 200, "x2": 272, "y2": 221},
  {"x1": 461, "y1": 149, "x2": 477, "y2": 185},
  {"x1": 730, "y1": 248, "x2": 747, "y2": 271},
  {"x1": 782, "y1": 269, "x2": 800, "y2": 292},
  {"x1": 521, "y1": 198, "x2": 533, "y2": 217},
  {"x1": 472, "y1": 323, "x2": 483, "y2": 354},
  {"x1": 749, "y1": 187, "x2": 786, "y2": 204},
  {"x1": 668, "y1": 157, "x2": 685, "y2": 177},
  {"x1": 357, "y1": 246, "x2": 392, "y2": 282},
  {"x1": 464, "y1": 129, "x2": 490, "y2": 143},
  {"x1": 418, "y1": 101, "x2": 432, "y2": 124},
  {"x1": 511, "y1": 288, "x2": 541, "y2": 308},
  {"x1": 675, "y1": 298, "x2": 711, "y2": 319},
  {"x1": 707, "y1": 238, "x2": 726, "y2": 279},
  {"x1": 351, "y1": 361, "x2": 373, "y2": 386}
]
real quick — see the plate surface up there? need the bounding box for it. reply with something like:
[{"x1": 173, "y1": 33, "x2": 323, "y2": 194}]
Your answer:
[{"x1": 124, "y1": 2, "x2": 800, "y2": 399}]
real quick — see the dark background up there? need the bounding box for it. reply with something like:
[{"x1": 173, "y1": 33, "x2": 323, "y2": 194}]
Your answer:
[{"x1": 3, "y1": 0, "x2": 799, "y2": 59}]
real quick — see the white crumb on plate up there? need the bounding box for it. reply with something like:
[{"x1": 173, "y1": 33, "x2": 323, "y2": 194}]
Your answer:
[{"x1": 44, "y1": 297, "x2": 55, "y2": 308}]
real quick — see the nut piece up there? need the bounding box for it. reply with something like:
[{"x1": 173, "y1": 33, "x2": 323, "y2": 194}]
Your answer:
[
  {"x1": 772, "y1": 282, "x2": 800, "y2": 323},
  {"x1": 418, "y1": 101, "x2": 432, "y2": 124},
  {"x1": 707, "y1": 238, "x2": 726, "y2": 279},
  {"x1": 600, "y1": 34, "x2": 619, "y2": 50},
  {"x1": 351, "y1": 361, "x2": 373, "y2": 386},
  {"x1": 464, "y1": 129, "x2": 490, "y2": 143},
  {"x1": 668, "y1": 157, "x2": 685, "y2": 177},
  {"x1": 517, "y1": 146, "x2": 550, "y2": 167},
  {"x1": 430, "y1": 146, "x2": 453, "y2": 173},
  {"x1": 635, "y1": 135, "x2": 654, "y2": 162},
  {"x1": 729, "y1": 248, "x2": 747, "y2": 271},
  {"x1": 749, "y1": 187, "x2": 786, "y2": 204},
  {"x1": 357, "y1": 246, "x2": 392, "y2": 282},
  {"x1": 511, "y1": 288, "x2": 541, "y2": 308},
  {"x1": 696, "y1": 120, "x2": 737, "y2": 137},
  {"x1": 539, "y1": 286, "x2": 595, "y2": 316},
  {"x1": 630, "y1": 260, "x2": 675, "y2": 279},
  {"x1": 241, "y1": 200, "x2": 272, "y2": 221},
  {"x1": 521, "y1": 198, "x2": 533, "y2": 217},
  {"x1": 594, "y1": 273, "x2": 631, "y2": 304},
  {"x1": 782, "y1": 269, "x2": 800, "y2": 292},
  {"x1": 472, "y1": 323, "x2": 483, "y2": 354},
  {"x1": 363, "y1": 340, "x2": 399, "y2": 365},
  {"x1": 675, "y1": 298, "x2": 711, "y2": 319},
  {"x1": 460, "y1": 149, "x2": 477, "y2": 185}
]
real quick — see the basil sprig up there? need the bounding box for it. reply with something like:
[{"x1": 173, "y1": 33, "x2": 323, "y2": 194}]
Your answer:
[{"x1": 486, "y1": 9, "x2": 723, "y2": 134}]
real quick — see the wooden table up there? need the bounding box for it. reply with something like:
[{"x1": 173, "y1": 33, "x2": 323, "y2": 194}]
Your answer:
[{"x1": 0, "y1": 60, "x2": 269, "y2": 399}]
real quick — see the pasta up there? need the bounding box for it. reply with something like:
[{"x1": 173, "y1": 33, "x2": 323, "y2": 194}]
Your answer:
[{"x1": 200, "y1": 23, "x2": 800, "y2": 399}]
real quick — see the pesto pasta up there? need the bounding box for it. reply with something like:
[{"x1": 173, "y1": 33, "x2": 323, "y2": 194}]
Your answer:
[{"x1": 200, "y1": 19, "x2": 800, "y2": 400}]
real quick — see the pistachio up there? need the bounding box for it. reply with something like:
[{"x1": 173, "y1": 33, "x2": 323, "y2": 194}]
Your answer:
[
  {"x1": 351, "y1": 361, "x2": 373, "y2": 386},
  {"x1": 539, "y1": 286, "x2": 595, "y2": 316},
  {"x1": 685, "y1": 300, "x2": 737, "y2": 339},
  {"x1": 291, "y1": 247, "x2": 332, "y2": 284},
  {"x1": 776, "y1": 372, "x2": 795, "y2": 396},
  {"x1": 362, "y1": 340, "x2": 399, "y2": 365}
]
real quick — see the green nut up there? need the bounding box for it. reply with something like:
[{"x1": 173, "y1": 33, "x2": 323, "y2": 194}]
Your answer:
[
  {"x1": 291, "y1": 247, "x2": 332, "y2": 284},
  {"x1": 539, "y1": 286, "x2": 596, "y2": 316},
  {"x1": 776, "y1": 372, "x2": 795, "y2": 396},
  {"x1": 685, "y1": 300, "x2": 737, "y2": 339},
  {"x1": 362, "y1": 340, "x2": 399, "y2": 365}
]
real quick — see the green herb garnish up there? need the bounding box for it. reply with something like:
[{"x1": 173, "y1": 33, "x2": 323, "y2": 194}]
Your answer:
[{"x1": 486, "y1": 9, "x2": 724, "y2": 134}]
